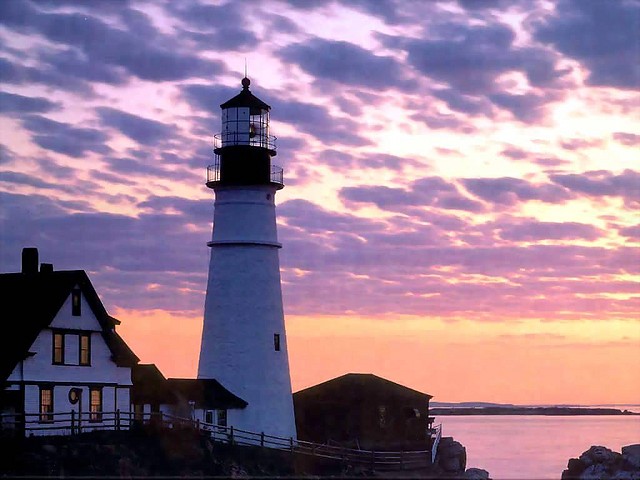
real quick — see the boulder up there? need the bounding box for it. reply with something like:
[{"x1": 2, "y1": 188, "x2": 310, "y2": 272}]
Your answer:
[
  {"x1": 622, "y1": 445, "x2": 640, "y2": 469},
  {"x1": 579, "y1": 446, "x2": 619, "y2": 467},
  {"x1": 437, "y1": 437, "x2": 467, "y2": 473},
  {"x1": 464, "y1": 467, "x2": 491, "y2": 479}
]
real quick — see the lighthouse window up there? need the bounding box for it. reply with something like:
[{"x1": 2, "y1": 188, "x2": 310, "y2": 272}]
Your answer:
[{"x1": 274, "y1": 333, "x2": 281, "y2": 351}]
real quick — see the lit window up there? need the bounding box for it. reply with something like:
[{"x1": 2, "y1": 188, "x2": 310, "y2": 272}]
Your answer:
[
  {"x1": 53, "y1": 332, "x2": 64, "y2": 364},
  {"x1": 72, "y1": 288, "x2": 81, "y2": 316},
  {"x1": 79, "y1": 333, "x2": 91, "y2": 366},
  {"x1": 274, "y1": 333, "x2": 280, "y2": 352},
  {"x1": 40, "y1": 387, "x2": 53, "y2": 423},
  {"x1": 90, "y1": 388, "x2": 102, "y2": 422}
]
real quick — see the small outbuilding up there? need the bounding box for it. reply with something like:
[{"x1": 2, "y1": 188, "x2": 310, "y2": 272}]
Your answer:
[{"x1": 294, "y1": 373, "x2": 433, "y2": 451}]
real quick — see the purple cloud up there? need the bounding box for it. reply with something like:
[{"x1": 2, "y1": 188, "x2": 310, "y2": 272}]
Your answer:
[
  {"x1": 534, "y1": 0, "x2": 639, "y2": 89},
  {"x1": 463, "y1": 177, "x2": 573, "y2": 206},
  {"x1": 550, "y1": 170, "x2": 640, "y2": 206}
]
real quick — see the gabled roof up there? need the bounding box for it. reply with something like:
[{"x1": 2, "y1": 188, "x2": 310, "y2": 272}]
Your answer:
[
  {"x1": 294, "y1": 373, "x2": 433, "y2": 401},
  {"x1": 167, "y1": 378, "x2": 248, "y2": 409},
  {"x1": 0, "y1": 269, "x2": 139, "y2": 384}
]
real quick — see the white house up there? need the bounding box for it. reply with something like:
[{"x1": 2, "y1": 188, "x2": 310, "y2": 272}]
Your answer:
[
  {"x1": 0, "y1": 248, "x2": 139, "y2": 435},
  {"x1": 1, "y1": 248, "x2": 253, "y2": 438}
]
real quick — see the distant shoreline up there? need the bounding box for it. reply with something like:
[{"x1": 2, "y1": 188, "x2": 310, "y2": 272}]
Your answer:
[{"x1": 431, "y1": 406, "x2": 639, "y2": 416}]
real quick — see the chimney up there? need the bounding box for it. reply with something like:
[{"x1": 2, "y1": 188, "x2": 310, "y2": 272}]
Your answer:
[
  {"x1": 21, "y1": 247, "x2": 39, "y2": 274},
  {"x1": 40, "y1": 263, "x2": 54, "y2": 273}
]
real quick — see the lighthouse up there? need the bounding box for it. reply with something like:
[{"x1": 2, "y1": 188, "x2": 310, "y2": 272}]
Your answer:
[{"x1": 197, "y1": 77, "x2": 297, "y2": 439}]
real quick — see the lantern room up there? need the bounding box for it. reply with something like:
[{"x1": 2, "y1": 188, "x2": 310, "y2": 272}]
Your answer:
[
  {"x1": 217, "y1": 77, "x2": 276, "y2": 153},
  {"x1": 209, "y1": 77, "x2": 282, "y2": 189}
]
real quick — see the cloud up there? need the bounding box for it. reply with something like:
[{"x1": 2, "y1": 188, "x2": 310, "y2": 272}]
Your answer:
[
  {"x1": 340, "y1": 177, "x2": 484, "y2": 213},
  {"x1": 280, "y1": 38, "x2": 409, "y2": 91},
  {"x1": 21, "y1": 114, "x2": 111, "y2": 158},
  {"x1": 613, "y1": 132, "x2": 640, "y2": 146},
  {"x1": 276, "y1": 98, "x2": 372, "y2": 146},
  {"x1": 618, "y1": 224, "x2": 640, "y2": 240},
  {"x1": 549, "y1": 169, "x2": 640, "y2": 206},
  {"x1": 1, "y1": 1, "x2": 221, "y2": 82},
  {"x1": 462, "y1": 177, "x2": 573, "y2": 206},
  {"x1": 498, "y1": 220, "x2": 602, "y2": 241},
  {"x1": 0, "y1": 91, "x2": 59, "y2": 114},
  {"x1": 381, "y1": 21, "x2": 567, "y2": 122},
  {"x1": 534, "y1": 0, "x2": 640, "y2": 89},
  {"x1": 96, "y1": 108, "x2": 173, "y2": 146},
  {"x1": 169, "y1": 2, "x2": 259, "y2": 50}
]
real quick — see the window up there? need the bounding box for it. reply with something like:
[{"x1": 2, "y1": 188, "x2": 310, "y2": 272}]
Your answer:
[
  {"x1": 53, "y1": 332, "x2": 64, "y2": 364},
  {"x1": 90, "y1": 388, "x2": 102, "y2": 422},
  {"x1": 274, "y1": 333, "x2": 280, "y2": 352},
  {"x1": 217, "y1": 409, "x2": 227, "y2": 427},
  {"x1": 205, "y1": 410, "x2": 214, "y2": 424},
  {"x1": 39, "y1": 387, "x2": 53, "y2": 423},
  {"x1": 71, "y1": 288, "x2": 81, "y2": 316},
  {"x1": 378, "y1": 405, "x2": 387, "y2": 429},
  {"x1": 79, "y1": 333, "x2": 91, "y2": 365}
]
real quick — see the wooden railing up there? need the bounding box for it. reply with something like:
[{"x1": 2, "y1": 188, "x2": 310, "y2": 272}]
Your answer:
[{"x1": 1, "y1": 411, "x2": 437, "y2": 472}]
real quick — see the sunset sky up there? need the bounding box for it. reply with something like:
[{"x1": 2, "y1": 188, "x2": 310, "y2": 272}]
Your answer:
[{"x1": 1, "y1": 0, "x2": 638, "y2": 405}]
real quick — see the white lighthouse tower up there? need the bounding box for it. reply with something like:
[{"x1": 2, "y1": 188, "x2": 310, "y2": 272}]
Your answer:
[{"x1": 197, "y1": 77, "x2": 296, "y2": 439}]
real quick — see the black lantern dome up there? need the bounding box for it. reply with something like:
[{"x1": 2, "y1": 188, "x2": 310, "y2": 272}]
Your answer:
[{"x1": 207, "y1": 78, "x2": 282, "y2": 189}]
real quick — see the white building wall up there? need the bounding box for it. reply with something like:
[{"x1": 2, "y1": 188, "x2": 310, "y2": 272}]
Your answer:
[{"x1": 198, "y1": 185, "x2": 297, "y2": 439}]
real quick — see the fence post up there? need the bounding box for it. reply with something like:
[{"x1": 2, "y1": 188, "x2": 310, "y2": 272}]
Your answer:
[
  {"x1": 196, "y1": 419, "x2": 200, "y2": 431},
  {"x1": 116, "y1": 409, "x2": 120, "y2": 431},
  {"x1": 229, "y1": 426, "x2": 234, "y2": 445},
  {"x1": 70, "y1": 410, "x2": 75, "y2": 435},
  {"x1": 290, "y1": 437, "x2": 294, "y2": 453},
  {"x1": 260, "y1": 432, "x2": 264, "y2": 448},
  {"x1": 400, "y1": 450, "x2": 404, "y2": 471},
  {"x1": 370, "y1": 450, "x2": 375, "y2": 471}
]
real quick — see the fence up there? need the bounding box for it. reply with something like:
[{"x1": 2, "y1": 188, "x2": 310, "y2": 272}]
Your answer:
[{"x1": 0, "y1": 411, "x2": 442, "y2": 472}]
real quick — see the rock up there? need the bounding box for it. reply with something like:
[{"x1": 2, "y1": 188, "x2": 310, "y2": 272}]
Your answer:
[
  {"x1": 464, "y1": 467, "x2": 491, "y2": 479},
  {"x1": 611, "y1": 471, "x2": 635, "y2": 480},
  {"x1": 580, "y1": 446, "x2": 620, "y2": 467},
  {"x1": 580, "y1": 463, "x2": 609, "y2": 480},
  {"x1": 623, "y1": 445, "x2": 640, "y2": 469},
  {"x1": 437, "y1": 437, "x2": 467, "y2": 473}
]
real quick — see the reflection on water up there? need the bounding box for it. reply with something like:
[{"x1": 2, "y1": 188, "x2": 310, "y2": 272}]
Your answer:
[{"x1": 439, "y1": 415, "x2": 640, "y2": 479}]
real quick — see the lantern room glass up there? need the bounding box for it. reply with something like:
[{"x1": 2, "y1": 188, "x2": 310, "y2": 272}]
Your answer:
[{"x1": 221, "y1": 106, "x2": 270, "y2": 148}]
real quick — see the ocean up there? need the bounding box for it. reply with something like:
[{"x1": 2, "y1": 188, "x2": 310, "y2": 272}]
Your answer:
[{"x1": 438, "y1": 412, "x2": 640, "y2": 479}]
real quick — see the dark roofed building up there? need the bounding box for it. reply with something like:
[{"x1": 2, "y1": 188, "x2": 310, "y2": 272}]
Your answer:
[{"x1": 294, "y1": 373, "x2": 434, "y2": 451}]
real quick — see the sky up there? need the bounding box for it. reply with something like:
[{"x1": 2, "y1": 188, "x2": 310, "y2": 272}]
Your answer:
[{"x1": 0, "y1": 0, "x2": 638, "y2": 405}]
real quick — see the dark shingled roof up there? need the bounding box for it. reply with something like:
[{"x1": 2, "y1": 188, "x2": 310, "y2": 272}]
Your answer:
[
  {"x1": 294, "y1": 373, "x2": 433, "y2": 400},
  {"x1": 131, "y1": 364, "x2": 176, "y2": 405},
  {"x1": 167, "y1": 378, "x2": 248, "y2": 409},
  {"x1": 0, "y1": 269, "x2": 139, "y2": 384},
  {"x1": 220, "y1": 78, "x2": 271, "y2": 111}
]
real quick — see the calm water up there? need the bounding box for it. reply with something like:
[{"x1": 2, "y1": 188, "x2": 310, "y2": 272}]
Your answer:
[{"x1": 439, "y1": 415, "x2": 640, "y2": 479}]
